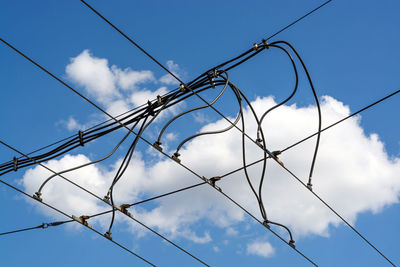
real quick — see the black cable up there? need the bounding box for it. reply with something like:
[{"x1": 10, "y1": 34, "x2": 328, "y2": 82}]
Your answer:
[
  {"x1": 0, "y1": 220, "x2": 72, "y2": 236},
  {"x1": 0, "y1": 178, "x2": 156, "y2": 266}
]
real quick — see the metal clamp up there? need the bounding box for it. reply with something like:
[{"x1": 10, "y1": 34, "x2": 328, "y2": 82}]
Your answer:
[
  {"x1": 262, "y1": 39, "x2": 269, "y2": 49},
  {"x1": 147, "y1": 100, "x2": 155, "y2": 116},
  {"x1": 253, "y1": 43, "x2": 259, "y2": 51},
  {"x1": 104, "y1": 231, "x2": 112, "y2": 240},
  {"x1": 119, "y1": 204, "x2": 132, "y2": 217},
  {"x1": 262, "y1": 220, "x2": 271, "y2": 229},
  {"x1": 33, "y1": 192, "x2": 42, "y2": 202},
  {"x1": 103, "y1": 195, "x2": 111, "y2": 204},
  {"x1": 78, "y1": 130, "x2": 84, "y2": 146},
  {"x1": 157, "y1": 95, "x2": 163, "y2": 105},
  {"x1": 13, "y1": 156, "x2": 18, "y2": 172},
  {"x1": 72, "y1": 215, "x2": 93, "y2": 229},
  {"x1": 203, "y1": 176, "x2": 222, "y2": 192},
  {"x1": 179, "y1": 84, "x2": 187, "y2": 92},
  {"x1": 289, "y1": 239, "x2": 295, "y2": 248}
]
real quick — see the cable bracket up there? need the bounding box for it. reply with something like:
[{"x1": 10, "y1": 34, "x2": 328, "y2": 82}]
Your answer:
[
  {"x1": 153, "y1": 141, "x2": 163, "y2": 152},
  {"x1": 147, "y1": 100, "x2": 155, "y2": 116},
  {"x1": 172, "y1": 152, "x2": 181, "y2": 163},
  {"x1": 33, "y1": 192, "x2": 42, "y2": 202},
  {"x1": 118, "y1": 204, "x2": 133, "y2": 217},
  {"x1": 104, "y1": 231, "x2": 112, "y2": 240},
  {"x1": 103, "y1": 195, "x2": 111, "y2": 204},
  {"x1": 272, "y1": 151, "x2": 284, "y2": 166}
]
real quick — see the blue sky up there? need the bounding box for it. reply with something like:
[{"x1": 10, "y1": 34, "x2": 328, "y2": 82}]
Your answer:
[{"x1": 1, "y1": 1, "x2": 400, "y2": 266}]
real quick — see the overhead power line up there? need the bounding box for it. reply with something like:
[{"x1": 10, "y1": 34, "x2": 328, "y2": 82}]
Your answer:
[{"x1": 0, "y1": 220, "x2": 72, "y2": 236}]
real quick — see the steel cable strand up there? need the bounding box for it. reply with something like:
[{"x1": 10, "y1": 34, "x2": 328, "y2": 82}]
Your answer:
[
  {"x1": 270, "y1": 40, "x2": 322, "y2": 190},
  {"x1": 155, "y1": 72, "x2": 230, "y2": 150}
]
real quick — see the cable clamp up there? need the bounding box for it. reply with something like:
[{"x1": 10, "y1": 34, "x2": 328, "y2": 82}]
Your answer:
[
  {"x1": 104, "y1": 231, "x2": 112, "y2": 240},
  {"x1": 271, "y1": 151, "x2": 284, "y2": 166},
  {"x1": 147, "y1": 100, "x2": 155, "y2": 116},
  {"x1": 153, "y1": 141, "x2": 163, "y2": 152},
  {"x1": 203, "y1": 176, "x2": 222, "y2": 192},
  {"x1": 262, "y1": 220, "x2": 271, "y2": 229},
  {"x1": 103, "y1": 195, "x2": 111, "y2": 204},
  {"x1": 41, "y1": 223, "x2": 49, "y2": 229},
  {"x1": 13, "y1": 156, "x2": 18, "y2": 172},
  {"x1": 207, "y1": 70, "x2": 217, "y2": 88},
  {"x1": 172, "y1": 152, "x2": 181, "y2": 163},
  {"x1": 78, "y1": 130, "x2": 84, "y2": 147},
  {"x1": 33, "y1": 192, "x2": 42, "y2": 202},
  {"x1": 72, "y1": 215, "x2": 93, "y2": 229},
  {"x1": 262, "y1": 39, "x2": 269, "y2": 49},
  {"x1": 306, "y1": 182, "x2": 313, "y2": 191},
  {"x1": 157, "y1": 95, "x2": 163, "y2": 105},
  {"x1": 179, "y1": 83, "x2": 187, "y2": 92}
]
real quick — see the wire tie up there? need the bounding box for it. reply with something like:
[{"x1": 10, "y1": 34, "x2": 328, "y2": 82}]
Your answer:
[
  {"x1": 13, "y1": 156, "x2": 18, "y2": 171},
  {"x1": 262, "y1": 39, "x2": 269, "y2": 49},
  {"x1": 33, "y1": 192, "x2": 42, "y2": 202},
  {"x1": 78, "y1": 130, "x2": 84, "y2": 146},
  {"x1": 253, "y1": 43, "x2": 259, "y2": 51},
  {"x1": 157, "y1": 95, "x2": 163, "y2": 105},
  {"x1": 153, "y1": 141, "x2": 163, "y2": 152},
  {"x1": 172, "y1": 152, "x2": 181, "y2": 163}
]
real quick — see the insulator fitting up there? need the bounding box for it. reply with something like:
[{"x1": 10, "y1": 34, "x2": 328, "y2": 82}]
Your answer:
[
  {"x1": 203, "y1": 176, "x2": 222, "y2": 192},
  {"x1": 172, "y1": 152, "x2": 181, "y2": 163},
  {"x1": 72, "y1": 215, "x2": 93, "y2": 229},
  {"x1": 119, "y1": 204, "x2": 132, "y2": 217},
  {"x1": 253, "y1": 43, "x2": 259, "y2": 51},
  {"x1": 33, "y1": 192, "x2": 42, "y2": 202},
  {"x1": 13, "y1": 156, "x2": 18, "y2": 172},
  {"x1": 153, "y1": 141, "x2": 163, "y2": 152},
  {"x1": 78, "y1": 130, "x2": 84, "y2": 146},
  {"x1": 179, "y1": 84, "x2": 186, "y2": 92}
]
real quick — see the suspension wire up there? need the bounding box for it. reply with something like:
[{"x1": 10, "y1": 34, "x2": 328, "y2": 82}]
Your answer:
[
  {"x1": 0, "y1": 140, "x2": 209, "y2": 267},
  {"x1": 0, "y1": 220, "x2": 73, "y2": 236},
  {"x1": 265, "y1": 0, "x2": 332, "y2": 41},
  {"x1": 0, "y1": 179, "x2": 156, "y2": 266}
]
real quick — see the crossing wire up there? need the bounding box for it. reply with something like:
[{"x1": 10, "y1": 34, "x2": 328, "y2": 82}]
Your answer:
[{"x1": 77, "y1": 2, "x2": 396, "y2": 266}]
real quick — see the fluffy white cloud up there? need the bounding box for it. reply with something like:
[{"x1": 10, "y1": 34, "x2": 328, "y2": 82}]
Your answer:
[
  {"x1": 159, "y1": 60, "x2": 185, "y2": 85},
  {"x1": 246, "y1": 240, "x2": 275, "y2": 258},
  {"x1": 65, "y1": 50, "x2": 182, "y2": 118},
  {"x1": 21, "y1": 95, "x2": 400, "y2": 248}
]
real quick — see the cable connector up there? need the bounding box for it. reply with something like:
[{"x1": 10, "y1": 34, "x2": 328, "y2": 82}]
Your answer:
[
  {"x1": 172, "y1": 152, "x2": 181, "y2": 163},
  {"x1": 203, "y1": 176, "x2": 222, "y2": 192},
  {"x1": 272, "y1": 151, "x2": 284, "y2": 167},
  {"x1": 157, "y1": 95, "x2": 163, "y2": 105},
  {"x1": 153, "y1": 141, "x2": 163, "y2": 152},
  {"x1": 289, "y1": 239, "x2": 296, "y2": 248},
  {"x1": 104, "y1": 231, "x2": 112, "y2": 240},
  {"x1": 253, "y1": 43, "x2": 259, "y2": 51},
  {"x1": 13, "y1": 156, "x2": 18, "y2": 172},
  {"x1": 33, "y1": 192, "x2": 42, "y2": 202},
  {"x1": 306, "y1": 181, "x2": 313, "y2": 191},
  {"x1": 179, "y1": 83, "x2": 187, "y2": 92},
  {"x1": 119, "y1": 204, "x2": 132, "y2": 217},
  {"x1": 103, "y1": 195, "x2": 111, "y2": 204},
  {"x1": 78, "y1": 130, "x2": 84, "y2": 147},
  {"x1": 262, "y1": 39, "x2": 269, "y2": 49},
  {"x1": 72, "y1": 215, "x2": 93, "y2": 229},
  {"x1": 207, "y1": 70, "x2": 217, "y2": 88}
]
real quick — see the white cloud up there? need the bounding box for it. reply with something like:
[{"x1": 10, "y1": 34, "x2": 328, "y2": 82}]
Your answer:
[
  {"x1": 21, "y1": 95, "x2": 400, "y2": 246},
  {"x1": 246, "y1": 240, "x2": 275, "y2": 258},
  {"x1": 226, "y1": 227, "x2": 238, "y2": 236}
]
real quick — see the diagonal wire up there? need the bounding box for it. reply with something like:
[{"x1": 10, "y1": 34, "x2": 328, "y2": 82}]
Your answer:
[
  {"x1": 0, "y1": 178, "x2": 155, "y2": 266},
  {"x1": 0, "y1": 139, "x2": 209, "y2": 267},
  {"x1": 79, "y1": 3, "x2": 396, "y2": 263}
]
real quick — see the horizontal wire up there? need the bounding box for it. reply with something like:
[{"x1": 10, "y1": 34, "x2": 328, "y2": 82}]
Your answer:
[{"x1": 0, "y1": 220, "x2": 72, "y2": 236}]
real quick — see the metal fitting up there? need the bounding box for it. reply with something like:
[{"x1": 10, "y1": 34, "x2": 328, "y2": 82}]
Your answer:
[
  {"x1": 172, "y1": 152, "x2": 181, "y2": 163},
  {"x1": 13, "y1": 156, "x2": 18, "y2": 172},
  {"x1": 78, "y1": 130, "x2": 84, "y2": 147},
  {"x1": 253, "y1": 43, "x2": 259, "y2": 51},
  {"x1": 33, "y1": 192, "x2": 42, "y2": 202},
  {"x1": 153, "y1": 141, "x2": 163, "y2": 152}
]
